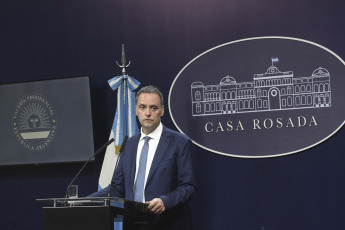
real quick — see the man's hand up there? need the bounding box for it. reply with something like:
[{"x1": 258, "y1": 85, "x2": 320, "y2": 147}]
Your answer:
[{"x1": 146, "y1": 198, "x2": 165, "y2": 215}]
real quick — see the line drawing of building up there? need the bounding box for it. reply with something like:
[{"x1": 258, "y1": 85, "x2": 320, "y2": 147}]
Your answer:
[{"x1": 191, "y1": 60, "x2": 331, "y2": 116}]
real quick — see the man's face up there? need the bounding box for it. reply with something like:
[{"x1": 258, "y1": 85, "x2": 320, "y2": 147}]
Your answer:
[{"x1": 136, "y1": 93, "x2": 164, "y2": 135}]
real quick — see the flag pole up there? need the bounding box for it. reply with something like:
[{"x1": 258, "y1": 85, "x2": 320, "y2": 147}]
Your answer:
[
  {"x1": 116, "y1": 44, "x2": 131, "y2": 104},
  {"x1": 116, "y1": 44, "x2": 131, "y2": 76},
  {"x1": 99, "y1": 45, "x2": 141, "y2": 230}
]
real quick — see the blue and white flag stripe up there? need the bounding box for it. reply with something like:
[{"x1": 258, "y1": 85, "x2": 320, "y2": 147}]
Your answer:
[
  {"x1": 98, "y1": 75, "x2": 140, "y2": 190},
  {"x1": 272, "y1": 57, "x2": 279, "y2": 63}
]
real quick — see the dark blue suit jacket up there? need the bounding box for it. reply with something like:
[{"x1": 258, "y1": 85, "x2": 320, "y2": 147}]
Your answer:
[{"x1": 90, "y1": 126, "x2": 197, "y2": 230}]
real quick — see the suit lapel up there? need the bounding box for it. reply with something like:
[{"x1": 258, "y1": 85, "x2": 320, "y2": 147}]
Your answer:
[
  {"x1": 129, "y1": 134, "x2": 140, "y2": 193},
  {"x1": 146, "y1": 127, "x2": 170, "y2": 186}
]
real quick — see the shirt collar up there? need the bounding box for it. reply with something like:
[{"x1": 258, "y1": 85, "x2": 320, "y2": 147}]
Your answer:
[{"x1": 140, "y1": 122, "x2": 163, "y2": 141}]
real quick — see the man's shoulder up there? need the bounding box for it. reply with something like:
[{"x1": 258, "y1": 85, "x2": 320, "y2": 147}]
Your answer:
[
  {"x1": 127, "y1": 132, "x2": 141, "y2": 142},
  {"x1": 163, "y1": 126, "x2": 190, "y2": 142}
]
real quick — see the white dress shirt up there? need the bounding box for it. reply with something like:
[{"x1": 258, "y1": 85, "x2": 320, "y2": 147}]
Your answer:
[{"x1": 134, "y1": 122, "x2": 163, "y2": 202}]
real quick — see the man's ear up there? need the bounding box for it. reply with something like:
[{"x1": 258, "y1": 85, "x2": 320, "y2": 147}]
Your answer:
[{"x1": 161, "y1": 105, "x2": 165, "y2": 117}]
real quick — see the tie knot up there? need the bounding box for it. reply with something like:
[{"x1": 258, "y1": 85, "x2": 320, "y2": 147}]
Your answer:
[{"x1": 143, "y1": 136, "x2": 150, "y2": 143}]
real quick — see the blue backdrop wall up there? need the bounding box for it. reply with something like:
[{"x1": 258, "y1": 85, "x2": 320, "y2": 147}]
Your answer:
[{"x1": 1, "y1": 0, "x2": 345, "y2": 229}]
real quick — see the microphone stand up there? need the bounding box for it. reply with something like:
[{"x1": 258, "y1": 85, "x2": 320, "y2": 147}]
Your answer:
[
  {"x1": 65, "y1": 138, "x2": 114, "y2": 198},
  {"x1": 106, "y1": 136, "x2": 128, "y2": 198}
]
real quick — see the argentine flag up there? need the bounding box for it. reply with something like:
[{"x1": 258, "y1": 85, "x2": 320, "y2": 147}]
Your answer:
[
  {"x1": 98, "y1": 75, "x2": 140, "y2": 229},
  {"x1": 272, "y1": 57, "x2": 279, "y2": 64},
  {"x1": 99, "y1": 75, "x2": 140, "y2": 189}
]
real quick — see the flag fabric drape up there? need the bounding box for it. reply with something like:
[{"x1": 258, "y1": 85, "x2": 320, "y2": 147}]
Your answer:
[{"x1": 98, "y1": 75, "x2": 140, "y2": 190}]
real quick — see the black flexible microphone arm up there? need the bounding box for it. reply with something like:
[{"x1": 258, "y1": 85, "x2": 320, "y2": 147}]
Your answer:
[
  {"x1": 107, "y1": 136, "x2": 128, "y2": 197},
  {"x1": 65, "y1": 138, "x2": 114, "y2": 198}
]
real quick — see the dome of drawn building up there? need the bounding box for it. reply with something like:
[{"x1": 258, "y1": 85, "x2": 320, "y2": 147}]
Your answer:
[
  {"x1": 220, "y1": 76, "x2": 236, "y2": 85},
  {"x1": 312, "y1": 67, "x2": 330, "y2": 78},
  {"x1": 191, "y1": 81, "x2": 204, "y2": 87}
]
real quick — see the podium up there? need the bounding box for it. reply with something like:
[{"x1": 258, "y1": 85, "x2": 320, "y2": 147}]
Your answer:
[{"x1": 36, "y1": 197, "x2": 149, "y2": 230}]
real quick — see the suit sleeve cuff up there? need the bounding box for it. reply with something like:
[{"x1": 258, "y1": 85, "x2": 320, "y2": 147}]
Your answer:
[{"x1": 159, "y1": 195, "x2": 170, "y2": 209}]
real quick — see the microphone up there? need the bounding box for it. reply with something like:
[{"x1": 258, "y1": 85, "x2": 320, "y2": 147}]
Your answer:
[
  {"x1": 118, "y1": 135, "x2": 128, "y2": 153},
  {"x1": 65, "y1": 138, "x2": 114, "y2": 198},
  {"x1": 106, "y1": 136, "x2": 128, "y2": 197}
]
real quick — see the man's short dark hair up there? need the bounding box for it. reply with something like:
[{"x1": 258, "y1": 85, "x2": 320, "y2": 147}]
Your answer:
[{"x1": 136, "y1": 85, "x2": 164, "y2": 107}]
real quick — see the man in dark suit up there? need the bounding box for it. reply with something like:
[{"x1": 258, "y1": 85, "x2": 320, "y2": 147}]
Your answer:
[{"x1": 90, "y1": 86, "x2": 197, "y2": 230}]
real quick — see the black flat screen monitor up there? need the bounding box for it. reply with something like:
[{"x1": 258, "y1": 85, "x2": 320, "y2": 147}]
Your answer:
[{"x1": 0, "y1": 76, "x2": 94, "y2": 165}]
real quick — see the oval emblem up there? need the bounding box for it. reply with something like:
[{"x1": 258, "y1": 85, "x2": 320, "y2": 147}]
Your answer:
[
  {"x1": 169, "y1": 37, "x2": 345, "y2": 158},
  {"x1": 13, "y1": 94, "x2": 57, "y2": 151}
]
